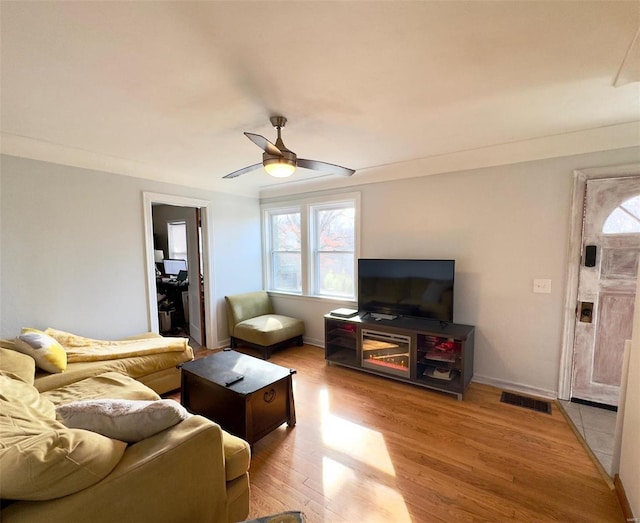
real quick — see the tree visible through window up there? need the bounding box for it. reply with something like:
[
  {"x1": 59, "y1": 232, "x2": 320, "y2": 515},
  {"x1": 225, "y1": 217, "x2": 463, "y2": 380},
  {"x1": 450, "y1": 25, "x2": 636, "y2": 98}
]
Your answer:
[
  {"x1": 270, "y1": 210, "x2": 302, "y2": 292},
  {"x1": 313, "y1": 204, "x2": 355, "y2": 297}
]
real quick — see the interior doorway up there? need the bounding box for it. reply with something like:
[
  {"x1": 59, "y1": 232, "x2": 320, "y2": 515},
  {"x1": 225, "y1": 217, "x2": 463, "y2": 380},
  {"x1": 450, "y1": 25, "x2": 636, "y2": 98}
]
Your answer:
[
  {"x1": 152, "y1": 204, "x2": 205, "y2": 344},
  {"x1": 143, "y1": 192, "x2": 214, "y2": 348}
]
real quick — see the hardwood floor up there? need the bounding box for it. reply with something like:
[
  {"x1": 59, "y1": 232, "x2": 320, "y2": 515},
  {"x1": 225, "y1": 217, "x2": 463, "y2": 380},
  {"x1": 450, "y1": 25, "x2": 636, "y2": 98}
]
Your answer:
[{"x1": 180, "y1": 344, "x2": 625, "y2": 522}]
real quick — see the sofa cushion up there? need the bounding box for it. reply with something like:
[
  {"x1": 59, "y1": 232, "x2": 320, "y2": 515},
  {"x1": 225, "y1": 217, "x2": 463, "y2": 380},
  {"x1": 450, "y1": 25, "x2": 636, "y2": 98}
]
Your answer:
[
  {"x1": 234, "y1": 314, "x2": 305, "y2": 347},
  {"x1": 42, "y1": 371, "x2": 161, "y2": 406},
  {"x1": 13, "y1": 329, "x2": 67, "y2": 373},
  {"x1": 0, "y1": 373, "x2": 55, "y2": 419},
  {"x1": 222, "y1": 431, "x2": 251, "y2": 482},
  {"x1": 0, "y1": 375, "x2": 126, "y2": 501},
  {"x1": 56, "y1": 399, "x2": 191, "y2": 443},
  {"x1": 34, "y1": 348, "x2": 192, "y2": 393},
  {"x1": 0, "y1": 346, "x2": 36, "y2": 385}
]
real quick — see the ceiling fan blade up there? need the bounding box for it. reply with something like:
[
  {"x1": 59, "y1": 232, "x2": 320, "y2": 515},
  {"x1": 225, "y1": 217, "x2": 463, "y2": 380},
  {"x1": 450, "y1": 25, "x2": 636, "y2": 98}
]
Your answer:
[
  {"x1": 222, "y1": 163, "x2": 263, "y2": 179},
  {"x1": 244, "y1": 133, "x2": 282, "y2": 156},
  {"x1": 297, "y1": 158, "x2": 355, "y2": 176}
]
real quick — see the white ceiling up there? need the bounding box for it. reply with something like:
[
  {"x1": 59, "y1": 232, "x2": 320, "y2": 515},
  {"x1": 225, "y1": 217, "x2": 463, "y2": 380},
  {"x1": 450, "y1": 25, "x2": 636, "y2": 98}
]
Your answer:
[{"x1": 1, "y1": 1, "x2": 639, "y2": 198}]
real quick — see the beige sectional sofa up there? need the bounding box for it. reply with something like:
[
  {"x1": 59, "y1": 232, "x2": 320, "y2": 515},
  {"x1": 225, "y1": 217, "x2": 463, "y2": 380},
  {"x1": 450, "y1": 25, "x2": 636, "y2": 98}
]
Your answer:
[
  {"x1": 24, "y1": 331, "x2": 194, "y2": 395},
  {"x1": 0, "y1": 337, "x2": 251, "y2": 522}
]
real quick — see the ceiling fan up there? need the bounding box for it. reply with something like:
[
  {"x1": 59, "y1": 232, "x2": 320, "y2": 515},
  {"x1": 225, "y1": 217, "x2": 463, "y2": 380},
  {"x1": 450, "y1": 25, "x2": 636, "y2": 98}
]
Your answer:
[{"x1": 223, "y1": 116, "x2": 355, "y2": 179}]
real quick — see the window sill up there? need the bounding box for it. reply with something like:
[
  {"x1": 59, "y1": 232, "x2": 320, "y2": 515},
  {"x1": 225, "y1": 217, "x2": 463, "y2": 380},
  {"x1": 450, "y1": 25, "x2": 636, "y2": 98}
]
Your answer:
[{"x1": 267, "y1": 291, "x2": 356, "y2": 306}]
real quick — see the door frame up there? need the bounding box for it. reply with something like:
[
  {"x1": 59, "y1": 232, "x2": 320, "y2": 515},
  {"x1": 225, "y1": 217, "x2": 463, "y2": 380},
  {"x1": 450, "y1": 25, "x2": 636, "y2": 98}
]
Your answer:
[
  {"x1": 558, "y1": 163, "x2": 640, "y2": 400},
  {"x1": 142, "y1": 192, "x2": 215, "y2": 345}
]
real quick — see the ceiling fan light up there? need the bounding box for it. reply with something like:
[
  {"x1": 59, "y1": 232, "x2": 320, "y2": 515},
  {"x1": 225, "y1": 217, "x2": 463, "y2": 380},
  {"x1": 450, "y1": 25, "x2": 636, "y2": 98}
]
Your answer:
[{"x1": 264, "y1": 160, "x2": 296, "y2": 178}]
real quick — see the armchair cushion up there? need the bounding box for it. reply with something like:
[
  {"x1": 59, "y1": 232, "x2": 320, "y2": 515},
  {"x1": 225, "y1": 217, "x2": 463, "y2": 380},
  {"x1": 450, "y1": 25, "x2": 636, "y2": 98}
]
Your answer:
[{"x1": 234, "y1": 315, "x2": 304, "y2": 347}]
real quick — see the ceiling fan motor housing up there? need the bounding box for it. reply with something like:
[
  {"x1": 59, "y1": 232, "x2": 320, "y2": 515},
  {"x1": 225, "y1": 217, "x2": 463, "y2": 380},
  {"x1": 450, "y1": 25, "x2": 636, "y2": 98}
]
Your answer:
[{"x1": 263, "y1": 150, "x2": 297, "y2": 169}]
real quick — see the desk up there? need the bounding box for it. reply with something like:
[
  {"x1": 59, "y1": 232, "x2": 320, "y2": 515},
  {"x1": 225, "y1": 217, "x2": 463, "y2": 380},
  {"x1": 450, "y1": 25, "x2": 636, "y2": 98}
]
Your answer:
[{"x1": 157, "y1": 279, "x2": 189, "y2": 333}]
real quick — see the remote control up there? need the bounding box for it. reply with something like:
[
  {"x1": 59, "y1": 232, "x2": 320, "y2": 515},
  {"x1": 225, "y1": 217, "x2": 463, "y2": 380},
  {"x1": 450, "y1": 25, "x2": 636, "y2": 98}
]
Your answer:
[{"x1": 225, "y1": 375, "x2": 244, "y2": 387}]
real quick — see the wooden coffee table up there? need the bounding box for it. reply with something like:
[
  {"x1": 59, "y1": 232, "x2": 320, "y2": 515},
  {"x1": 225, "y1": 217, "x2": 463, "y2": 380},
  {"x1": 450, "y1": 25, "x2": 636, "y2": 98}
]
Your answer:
[{"x1": 180, "y1": 349, "x2": 296, "y2": 445}]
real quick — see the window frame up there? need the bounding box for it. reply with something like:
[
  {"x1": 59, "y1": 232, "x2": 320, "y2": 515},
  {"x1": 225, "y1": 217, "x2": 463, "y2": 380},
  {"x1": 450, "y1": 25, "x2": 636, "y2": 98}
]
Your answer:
[
  {"x1": 264, "y1": 205, "x2": 303, "y2": 294},
  {"x1": 167, "y1": 220, "x2": 188, "y2": 265},
  {"x1": 262, "y1": 192, "x2": 360, "y2": 300}
]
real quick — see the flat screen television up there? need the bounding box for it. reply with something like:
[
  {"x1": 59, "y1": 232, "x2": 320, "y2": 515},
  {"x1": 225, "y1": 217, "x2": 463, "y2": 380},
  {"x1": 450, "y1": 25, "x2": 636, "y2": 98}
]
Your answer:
[{"x1": 358, "y1": 259, "x2": 455, "y2": 322}]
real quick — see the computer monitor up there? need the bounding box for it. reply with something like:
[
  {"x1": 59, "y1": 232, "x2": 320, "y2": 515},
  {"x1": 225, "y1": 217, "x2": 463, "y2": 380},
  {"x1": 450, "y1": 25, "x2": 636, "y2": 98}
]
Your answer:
[{"x1": 163, "y1": 259, "x2": 187, "y2": 276}]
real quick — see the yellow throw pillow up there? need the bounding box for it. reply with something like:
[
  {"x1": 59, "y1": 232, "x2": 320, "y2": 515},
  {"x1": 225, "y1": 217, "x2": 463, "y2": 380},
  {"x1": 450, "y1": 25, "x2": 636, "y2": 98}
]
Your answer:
[{"x1": 14, "y1": 329, "x2": 67, "y2": 373}]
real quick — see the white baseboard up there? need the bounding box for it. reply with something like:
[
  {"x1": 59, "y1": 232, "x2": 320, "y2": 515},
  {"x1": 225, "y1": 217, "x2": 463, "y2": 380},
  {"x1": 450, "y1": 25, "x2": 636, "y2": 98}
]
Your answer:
[
  {"x1": 304, "y1": 336, "x2": 324, "y2": 348},
  {"x1": 472, "y1": 374, "x2": 557, "y2": 399},
  {"x1": 189, "y1": 323, "x2": 202, "y2": 346}
]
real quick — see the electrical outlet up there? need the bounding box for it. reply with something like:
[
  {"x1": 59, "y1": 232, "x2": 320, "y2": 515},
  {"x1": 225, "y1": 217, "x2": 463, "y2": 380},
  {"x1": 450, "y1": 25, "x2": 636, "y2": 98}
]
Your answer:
[{"x1": 533, "y1": 279, "x2": 552, "y2": 294}]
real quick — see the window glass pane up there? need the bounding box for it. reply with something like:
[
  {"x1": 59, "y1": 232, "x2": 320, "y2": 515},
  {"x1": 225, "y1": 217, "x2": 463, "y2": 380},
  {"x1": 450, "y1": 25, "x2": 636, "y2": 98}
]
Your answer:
[
  {"x1": 269, "y1": 210, "x2": 301, "y2": 293},
  {"x1": 272, "y1": 252, "x2": 301, "y2": 292},
  {"x1": 168, "y1": 221, "x2": 188, "y2": 265},
  {"x1": 317, "y1": 252, "x2": 354, "y2": 297},
  {"x1": 317, "y1": 207, "x2": 355, "y2": 251},
  {"x1": 272, "y1": 212, "x2": 301, "y2": 250},
  {"x1": 603, "y1": 195, "x2": 640, "y2": 234},
  {"x1": 313, "y1": 203, "x2": 355, "y2": 298}
]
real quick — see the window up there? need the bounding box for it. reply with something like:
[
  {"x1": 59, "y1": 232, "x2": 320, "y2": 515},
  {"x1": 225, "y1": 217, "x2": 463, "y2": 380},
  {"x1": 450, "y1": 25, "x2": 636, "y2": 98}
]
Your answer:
[
  {"x1": 167, "y1": 221, "x2": 188, "y2": 266},
  {"x1": 268, "y1": 208, "x2": 302, "y2": 292},
  {"x1": 311, "y1": 203, "x2": 355, "y2": 297},
  {"x1": 263, "y1": 194, "x2": 359, "y2": 300},
  {"x1": 603, "y1": 195, "x2": 640, "y2": 234}
]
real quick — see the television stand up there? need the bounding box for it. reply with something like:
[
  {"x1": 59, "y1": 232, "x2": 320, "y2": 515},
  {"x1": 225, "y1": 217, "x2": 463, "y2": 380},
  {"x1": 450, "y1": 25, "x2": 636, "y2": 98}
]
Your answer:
[{"x1": 324, "y1": 314, "x2": 474, "y2": 400}]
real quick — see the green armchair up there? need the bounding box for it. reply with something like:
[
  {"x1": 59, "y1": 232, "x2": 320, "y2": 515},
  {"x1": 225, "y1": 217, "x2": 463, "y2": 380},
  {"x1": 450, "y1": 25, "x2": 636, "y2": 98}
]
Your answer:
[{"x1": 225, "y1": 291, "x2": 305, "y2": 359}]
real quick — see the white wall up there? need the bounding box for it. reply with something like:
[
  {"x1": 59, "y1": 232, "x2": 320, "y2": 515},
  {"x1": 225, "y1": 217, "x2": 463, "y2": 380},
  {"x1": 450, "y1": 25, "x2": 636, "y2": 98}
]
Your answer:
[
  {"x1": 0, "y1": 154, "x2": 262, "y2": 342},
  {"x1": 269, "y1": 146, "x2": 640, "y2": 397}
]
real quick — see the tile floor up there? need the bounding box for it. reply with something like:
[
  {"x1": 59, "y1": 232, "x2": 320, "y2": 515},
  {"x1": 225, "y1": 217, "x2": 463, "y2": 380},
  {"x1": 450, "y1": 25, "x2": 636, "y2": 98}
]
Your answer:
[{"x1": 558, "y1": 400, "x2": 617, "y2": 475}]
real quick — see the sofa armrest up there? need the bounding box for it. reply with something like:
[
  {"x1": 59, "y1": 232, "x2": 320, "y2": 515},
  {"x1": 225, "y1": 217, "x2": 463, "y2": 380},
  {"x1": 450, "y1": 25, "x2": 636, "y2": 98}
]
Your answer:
[{"x1": 1, "y1": 416, "x2": 230, "y2": 523}]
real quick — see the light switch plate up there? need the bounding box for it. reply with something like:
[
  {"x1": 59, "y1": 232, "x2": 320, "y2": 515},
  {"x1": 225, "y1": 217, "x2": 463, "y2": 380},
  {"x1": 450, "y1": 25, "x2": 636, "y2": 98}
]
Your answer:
[{"x1": 533, "y1": 279, "x2": 552, "y2": 294}]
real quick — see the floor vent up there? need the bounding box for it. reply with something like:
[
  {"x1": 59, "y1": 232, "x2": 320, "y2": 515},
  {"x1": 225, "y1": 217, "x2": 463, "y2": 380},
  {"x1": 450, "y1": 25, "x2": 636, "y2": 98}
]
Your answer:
[{"x1": 500, "y1": 392, "x2": 552, "y2": 414}]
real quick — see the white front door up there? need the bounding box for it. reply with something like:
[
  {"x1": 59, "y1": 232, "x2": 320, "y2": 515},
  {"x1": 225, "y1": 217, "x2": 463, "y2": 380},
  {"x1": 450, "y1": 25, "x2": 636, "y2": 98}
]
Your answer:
[{"x1": 571, "y1": 176, "x2": 640, "y2": 406}]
